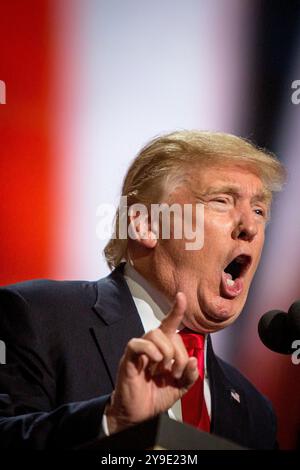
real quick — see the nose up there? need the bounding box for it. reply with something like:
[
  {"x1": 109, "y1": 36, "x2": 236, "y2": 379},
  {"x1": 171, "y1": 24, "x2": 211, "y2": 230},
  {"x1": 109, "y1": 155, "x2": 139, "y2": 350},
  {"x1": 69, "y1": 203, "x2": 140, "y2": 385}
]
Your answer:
[{"x1": 231, "y1": 207, "x2": 258, "y2": 242}]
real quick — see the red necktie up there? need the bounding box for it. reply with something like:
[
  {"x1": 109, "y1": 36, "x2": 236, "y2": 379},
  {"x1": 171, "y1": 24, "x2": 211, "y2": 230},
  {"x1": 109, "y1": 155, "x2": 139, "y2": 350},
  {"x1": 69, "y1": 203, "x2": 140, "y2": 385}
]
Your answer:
[{"x1": 179, "y1": 328, "x2": 210, "y2": 432}]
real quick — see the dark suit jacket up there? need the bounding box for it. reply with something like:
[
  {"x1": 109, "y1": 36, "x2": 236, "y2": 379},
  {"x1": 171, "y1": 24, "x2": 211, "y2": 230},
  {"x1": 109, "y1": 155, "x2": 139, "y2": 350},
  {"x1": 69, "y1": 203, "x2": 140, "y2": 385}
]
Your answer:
[{"x1": 0, "y1": 264, "x2": 277, "y2": 449}]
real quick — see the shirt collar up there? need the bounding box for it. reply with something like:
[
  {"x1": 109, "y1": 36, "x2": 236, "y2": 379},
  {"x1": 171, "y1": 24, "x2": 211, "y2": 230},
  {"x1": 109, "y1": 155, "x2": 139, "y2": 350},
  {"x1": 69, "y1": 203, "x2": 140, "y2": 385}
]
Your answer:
[{"x1": 124, "y1": 262, "x2": 171, "y2": 325}]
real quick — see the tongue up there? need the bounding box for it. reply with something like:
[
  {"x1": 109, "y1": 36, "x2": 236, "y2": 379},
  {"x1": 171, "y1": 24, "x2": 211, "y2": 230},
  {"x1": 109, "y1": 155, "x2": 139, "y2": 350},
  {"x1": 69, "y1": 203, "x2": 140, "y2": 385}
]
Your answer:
[{"x1": 221, "y1": 271, "x2": 243, "y2": 298}]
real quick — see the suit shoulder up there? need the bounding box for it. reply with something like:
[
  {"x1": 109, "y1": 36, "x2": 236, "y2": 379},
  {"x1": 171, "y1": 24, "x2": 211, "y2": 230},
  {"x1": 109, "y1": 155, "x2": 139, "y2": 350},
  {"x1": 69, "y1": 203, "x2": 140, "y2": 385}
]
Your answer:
[
  {"x1": 1, "y1": 278, "x2": 94, "y2": 294},
  {"x1": 0, "y1": 278, "x2": 99, "y2": 335},
  {"x1": 0, "y1": 278, "x2": 97, "y2": 305}
]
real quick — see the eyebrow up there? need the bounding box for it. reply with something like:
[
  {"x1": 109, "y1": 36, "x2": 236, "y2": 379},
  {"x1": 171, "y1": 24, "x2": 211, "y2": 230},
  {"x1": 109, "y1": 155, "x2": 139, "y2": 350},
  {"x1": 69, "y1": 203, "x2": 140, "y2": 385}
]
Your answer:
[{"x1": 194, "y1": 184, "x2": 272, "y2": 204}]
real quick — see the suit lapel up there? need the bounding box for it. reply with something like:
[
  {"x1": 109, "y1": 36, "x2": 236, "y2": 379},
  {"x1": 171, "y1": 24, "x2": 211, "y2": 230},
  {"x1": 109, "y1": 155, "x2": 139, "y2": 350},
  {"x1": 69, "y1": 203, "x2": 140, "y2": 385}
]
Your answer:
[
  {"x1": 91, "y1": 264, "x2": 144, "y2": 388},
  {"x1": 207, "y1": 335, "x2": 248, "y2": 445},
  {"x1": 91, "y1": 266, "x2": 249, "y2": 444}
]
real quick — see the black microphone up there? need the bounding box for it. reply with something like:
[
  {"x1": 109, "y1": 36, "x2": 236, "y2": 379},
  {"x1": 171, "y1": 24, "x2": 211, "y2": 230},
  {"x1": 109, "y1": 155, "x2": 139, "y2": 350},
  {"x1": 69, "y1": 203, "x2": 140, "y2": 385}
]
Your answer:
[{"x1": 258, "y1": 301, "x2": 300, "y2": 354}]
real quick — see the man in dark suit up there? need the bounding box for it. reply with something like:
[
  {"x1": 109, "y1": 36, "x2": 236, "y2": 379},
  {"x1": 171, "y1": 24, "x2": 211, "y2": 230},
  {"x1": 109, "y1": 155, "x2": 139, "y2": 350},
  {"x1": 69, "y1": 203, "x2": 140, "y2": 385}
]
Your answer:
[{"x1": 0, "y1": 131, "x2": 285, "y2": 449}]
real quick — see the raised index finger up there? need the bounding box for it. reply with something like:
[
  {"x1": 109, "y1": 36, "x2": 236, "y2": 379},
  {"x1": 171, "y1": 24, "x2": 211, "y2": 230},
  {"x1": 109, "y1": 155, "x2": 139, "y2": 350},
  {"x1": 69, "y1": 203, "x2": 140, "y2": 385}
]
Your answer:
[{"x1": 159, "y1": 292, "x2": 187, "y2": 335}]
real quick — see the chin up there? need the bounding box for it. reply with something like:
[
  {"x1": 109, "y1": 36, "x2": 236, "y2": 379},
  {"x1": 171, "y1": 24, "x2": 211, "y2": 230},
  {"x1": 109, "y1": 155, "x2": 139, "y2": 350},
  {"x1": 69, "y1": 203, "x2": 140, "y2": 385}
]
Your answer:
[{"x1": 194, "y1": 296, "x2": 243, "y2": 333}]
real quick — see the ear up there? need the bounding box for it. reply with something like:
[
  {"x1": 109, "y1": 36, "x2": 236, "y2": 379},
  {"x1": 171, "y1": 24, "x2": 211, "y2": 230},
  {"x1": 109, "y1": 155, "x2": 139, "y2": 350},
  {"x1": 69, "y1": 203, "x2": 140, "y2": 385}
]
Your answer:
[{"x1": 128, "y1": 204, "x2": 157, "y2": 249}]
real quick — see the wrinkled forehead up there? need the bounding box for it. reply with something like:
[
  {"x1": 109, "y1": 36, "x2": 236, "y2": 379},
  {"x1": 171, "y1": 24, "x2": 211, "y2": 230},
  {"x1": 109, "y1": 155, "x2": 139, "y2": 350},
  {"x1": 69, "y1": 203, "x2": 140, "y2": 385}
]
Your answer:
[{"x1": 169, "y1": 161, "x2": 272, "y2": 205}]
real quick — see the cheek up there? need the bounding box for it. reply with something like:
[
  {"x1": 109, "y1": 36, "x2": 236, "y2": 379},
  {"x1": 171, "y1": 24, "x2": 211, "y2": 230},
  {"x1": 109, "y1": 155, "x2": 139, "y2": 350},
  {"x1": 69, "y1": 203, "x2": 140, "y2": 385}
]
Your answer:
[
  {"x1": 159, "y1": 238, "x2": 200, "y2": 273},
  {"x1": 205, "y1": 213, "x2": 232, "y2": 240},
  {"x1": 203, "y1": 219, "x2": 230, "y2": 261},
  {"x1": 252, "y1": 235, "x2": 265, "y2": 267}
]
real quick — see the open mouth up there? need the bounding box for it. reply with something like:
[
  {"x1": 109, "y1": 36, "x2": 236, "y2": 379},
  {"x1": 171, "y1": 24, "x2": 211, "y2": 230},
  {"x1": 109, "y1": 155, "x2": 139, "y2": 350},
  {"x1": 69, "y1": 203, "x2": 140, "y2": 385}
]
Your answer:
[
  {"x1": 220, "y1": 254, "x2": 252, "y2": 298},
  {"x1": 224, "y1": 254, "x2": 252, "y2": 282}
]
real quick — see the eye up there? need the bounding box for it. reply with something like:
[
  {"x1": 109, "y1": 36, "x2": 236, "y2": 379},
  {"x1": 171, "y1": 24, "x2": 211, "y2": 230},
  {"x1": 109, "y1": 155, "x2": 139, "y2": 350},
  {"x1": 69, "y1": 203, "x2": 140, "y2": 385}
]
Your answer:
[
  {"x1": 254, "y1": 208, "x2": 266, "y2": 217},
  {"x1": 212, "y1": 198, "x2": 228, "y2": 204},
  {"x1": 208, "y1": 196, "x2": 233, "y2": 210}
]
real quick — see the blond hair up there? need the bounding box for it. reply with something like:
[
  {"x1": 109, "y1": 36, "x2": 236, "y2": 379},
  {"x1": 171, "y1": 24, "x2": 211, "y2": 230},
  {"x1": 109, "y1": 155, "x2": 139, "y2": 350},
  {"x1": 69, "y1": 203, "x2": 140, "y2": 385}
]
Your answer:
[{"x1": 104, "y1": 130, "x2": 286, "y2": 269}]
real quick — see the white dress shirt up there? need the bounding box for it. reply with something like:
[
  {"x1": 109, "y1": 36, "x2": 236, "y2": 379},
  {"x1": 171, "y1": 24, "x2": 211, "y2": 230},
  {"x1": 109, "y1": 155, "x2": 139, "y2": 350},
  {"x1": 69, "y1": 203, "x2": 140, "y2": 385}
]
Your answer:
[{"x1": 102, "y1": 262, "x2": 211, "y2": 434}]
